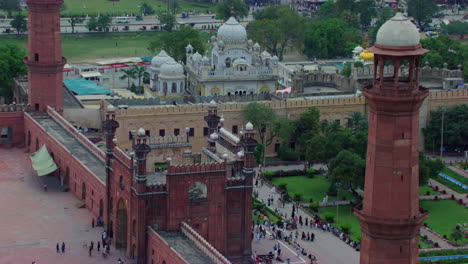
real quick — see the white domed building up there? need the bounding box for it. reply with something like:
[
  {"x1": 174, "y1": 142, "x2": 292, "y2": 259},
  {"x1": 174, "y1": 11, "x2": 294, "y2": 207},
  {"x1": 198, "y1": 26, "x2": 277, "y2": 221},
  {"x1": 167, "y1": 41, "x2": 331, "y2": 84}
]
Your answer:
[
  {"x1": 148, "y1": 50, "x2": 185, "y2": 96},
  {"x1": 185, "y1": 17, "x2": 279, "y2": 96}
]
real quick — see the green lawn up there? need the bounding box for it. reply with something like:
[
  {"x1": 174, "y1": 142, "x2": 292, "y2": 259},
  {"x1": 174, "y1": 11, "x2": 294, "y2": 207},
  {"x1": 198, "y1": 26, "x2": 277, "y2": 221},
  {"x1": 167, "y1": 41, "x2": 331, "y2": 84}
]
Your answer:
[
  {"x1": 421, "y1": 200, "x2": 468, "y2": 245},
  {"x1": 419, "y1": 185, "x2": 439, "y2": 196},
  {"x1": 271, "y1": 175, "x2": 355, "y2": 202},
  {"x1": 2, "y1": 0, "x2": 217, "y2": 18},
  {"x1": 316, "y1": 205, "x2": 362, "y2": 242},
  {"x1": 419, "y1": 237, "x2": 435, "y2": 249},
  {"x1": 0, "y1": 31, "x2": 213, "y2": 62}
]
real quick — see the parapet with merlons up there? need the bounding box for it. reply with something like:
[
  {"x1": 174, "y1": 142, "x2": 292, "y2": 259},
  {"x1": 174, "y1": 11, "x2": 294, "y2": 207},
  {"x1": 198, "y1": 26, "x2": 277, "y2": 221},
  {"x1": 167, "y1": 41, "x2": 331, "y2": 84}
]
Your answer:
[
  {"x1": 167, "y1": 162, "x2": 226, "y2": 175},
  {"x1": 0, "y1": 104, "x2": 30, "y2": 112}
]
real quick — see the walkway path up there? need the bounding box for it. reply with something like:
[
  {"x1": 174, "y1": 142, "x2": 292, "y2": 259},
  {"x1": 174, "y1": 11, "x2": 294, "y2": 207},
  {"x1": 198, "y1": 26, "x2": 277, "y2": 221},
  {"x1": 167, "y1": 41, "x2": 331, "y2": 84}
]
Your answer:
[
  {"x1": 0, "y1": 148, "x2": 125, "y2": 264},
  {"x1": 252, "y1": 167, "x2": 360, "y2": 264}
]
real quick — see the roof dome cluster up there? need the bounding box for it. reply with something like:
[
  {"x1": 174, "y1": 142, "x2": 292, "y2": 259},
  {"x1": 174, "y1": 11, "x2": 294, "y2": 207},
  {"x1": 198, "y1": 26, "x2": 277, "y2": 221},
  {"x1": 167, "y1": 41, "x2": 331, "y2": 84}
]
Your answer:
[
  {"x1": 160, "y1": 59, "x2": 184, "y2": 77},
  {"x1": 151, "y1": 50, "x2": 172, "y2": 69},
  {"x1": 217, "y1": 17, "x2": 247, "y2": 44}
]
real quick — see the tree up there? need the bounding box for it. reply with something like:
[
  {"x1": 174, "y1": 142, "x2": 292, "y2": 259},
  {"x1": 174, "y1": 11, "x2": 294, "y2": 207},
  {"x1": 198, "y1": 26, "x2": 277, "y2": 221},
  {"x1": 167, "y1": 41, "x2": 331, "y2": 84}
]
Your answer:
[
  {"x1": 341, "y1": 62, "x2": 352, "y2": 77},
  {"x1": 243, "y1": 102, "x2": 277, "y2": 147},
  {"x1": 68, "y1": 15, "x2": 84, "y2": 34},
  {"x1": 97, "y1": 15, "x2": 112, "y2": 32},
  {"x1": 168, "y1": 1, "x2": 181, "y2": 15},
  {"x1": 10, "y1": 13, "x2": 27, "y2": 35},
  {"x1": 304, "y1": 18, "x2": 360, "y2": 59},
  {"x1": 0, "y1": 44, "x2": 27, "y2": 99},
  {"x1": 419, "y1": 151, "x2": 444, "y2": 185},
  {"x1": 449, "y1": 231, "x2": 463, "y2": 245},
  {"x1": 358, "y1": 0, "x2": 376, "y2": 28},
  {"x1": 408, "y1": 0, "x2": 437, "y2": 27},
  {"x1": 423, "y1": 105, "x2": 468, "y2": 152},
  {"x1": 329, "y1": 150, "x2": 366, "y2": 192},
  {"x1": 294, "y1": 107, "x2": 320, "y2": 147},
  {"x1": 132, "y1": 65, "x2": 149, "y2": 93},
  {"x1": 271, "y1": 116, "x2": 295, "y2": 143},
  {"x1": 442, "y1": 21, "x2": 468, "y2": 39},
  {"x1": 316, "y1": 1, "x2": 336, "y2": 19},
  {"x1": 346, "y1": 111, "x2": 367, "y2": 134},
  {"x1": 140, "y1": 2, "x2": 155, "y2": 15},
  {"x1": 0, "y1": 0, "x2": 20, "y2": 17},
  {"x1": 217, "y1": 0, "x2": 248, "y2": 21},
  {"x1": 158, "y1": 12, "x2": 176, "y2": 31},
  {"x1": 120, "y1": 68, "x2": 136, "y2": 90},
  {"x1": 248, "y1": 6, "x2": 305, "y2": 60},
  {"x1": 148, "y1": 25, "x2": 207, "y2": 62},
  {"x1": 86, "y1": 17, "x2": 98, "y2": 32}
]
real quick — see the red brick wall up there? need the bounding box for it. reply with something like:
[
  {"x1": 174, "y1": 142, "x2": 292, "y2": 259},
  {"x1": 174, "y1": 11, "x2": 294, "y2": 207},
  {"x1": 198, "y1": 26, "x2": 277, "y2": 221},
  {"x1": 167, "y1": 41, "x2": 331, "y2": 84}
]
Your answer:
[
  {"x1": 24, "y1": 114, "x2": 106, "y2": 218},
  {"x1": 0, "y1": 112, "x2": 25, "y2": 148},
  {"x1": 147, "y1": 228, "x2": 188, "y2": 264}
]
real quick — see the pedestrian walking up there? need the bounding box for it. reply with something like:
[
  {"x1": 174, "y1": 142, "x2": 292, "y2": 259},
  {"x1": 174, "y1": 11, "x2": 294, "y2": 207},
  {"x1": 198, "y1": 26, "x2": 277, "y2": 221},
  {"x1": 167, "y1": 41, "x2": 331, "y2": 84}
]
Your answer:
[
  {"x1": 56, "y1": 243, "x2": 59, "y2": 253},
  {"x1": 88, "y1": 245, "x2": 92, "y2": 256},
  {"x1": 61, "y1": 242, "x2": 65, "y2": 253},
  {"x1": 92, "y1": 218, "x2": 95, "y2": 228},
  {"x1": 118, "y1": 258, "x2": 123, "y2": 264},
  {"x1": 44, "y1": 183, "x2": 48, "y2": 192},
  {"x1": 97, "y1": 241, "x2": 101, "y2": 251}
]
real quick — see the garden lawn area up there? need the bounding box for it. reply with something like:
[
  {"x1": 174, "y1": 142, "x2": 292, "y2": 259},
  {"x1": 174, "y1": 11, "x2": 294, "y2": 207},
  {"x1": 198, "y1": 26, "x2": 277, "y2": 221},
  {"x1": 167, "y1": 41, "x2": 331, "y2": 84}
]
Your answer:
[
  {"x1": 316, "y1": 205, "x2": 361, "y2": 242},
  {"x1": 2, "y1": 0, "x2": 218, "y2": 17},
  {"x1": 253, "y1": 198, "x2": 282, "y2": 225},
  {"x1": 419, "y1": 185, "x2": 439, "y2": 196},
  {"x1": 442, "y1": 168, "x2": 468, "y2": 185},
  {"x1": 271, "y1": 175, "x2": 355, "y2": 202},
  {"x1": 420, "y1": 200, "x2": 468, "y2": 245},
  {"x1": 0, "y1": 31, "x2": 213, "y2": 62},
  {"x1": 61, "y1": 0, "x2": 217, "y2": 17},
  {"x1": 433, "y1": 174, "x2": 468, "y2": 194},
  {"x1": 419, "y1": 237, "x2": 434, "y2": 249}
]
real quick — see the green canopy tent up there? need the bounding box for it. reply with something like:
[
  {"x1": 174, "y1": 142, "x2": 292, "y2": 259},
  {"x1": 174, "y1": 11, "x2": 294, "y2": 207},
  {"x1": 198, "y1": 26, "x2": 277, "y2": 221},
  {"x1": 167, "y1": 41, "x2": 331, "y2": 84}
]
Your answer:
[{"x1": 30, "y1": 145, "x2": 58, "y2": 176}]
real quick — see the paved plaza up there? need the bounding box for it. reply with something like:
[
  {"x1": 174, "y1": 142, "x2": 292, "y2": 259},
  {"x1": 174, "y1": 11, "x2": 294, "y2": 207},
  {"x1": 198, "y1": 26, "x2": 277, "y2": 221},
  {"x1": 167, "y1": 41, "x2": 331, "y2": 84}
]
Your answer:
[
  {"x1": 251, "y1": 166, "x2": 360, "y2": 264},
  {"x1": 0, "y1": 148, "x2": 127, "y2": 264}
]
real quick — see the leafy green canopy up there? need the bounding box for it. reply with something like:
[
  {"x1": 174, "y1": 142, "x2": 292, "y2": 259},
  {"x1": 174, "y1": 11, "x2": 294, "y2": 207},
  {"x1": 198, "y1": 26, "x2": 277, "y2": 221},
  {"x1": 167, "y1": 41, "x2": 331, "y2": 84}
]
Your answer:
[
  {"x1": 217, "y1": 0, "x2": 248, "y2": 21},
  {"x1": 248, "y1": 6, "x2": 305, "y2": 60},
  {"x1": 148, "y1": 25, "x2": 208, "y2": 62},
  {"x1": 423, "y1": 105, "x2": 468, "y2": 153},
  {"x1": 0, "y1": 44, "x2": 27, "y2": 98},
  {"x1": 407, "y1": 0, "x2": 437, "y2": 27},
  {"x1": 304, "y1": 18, "x2": 360, "y2": 59}
]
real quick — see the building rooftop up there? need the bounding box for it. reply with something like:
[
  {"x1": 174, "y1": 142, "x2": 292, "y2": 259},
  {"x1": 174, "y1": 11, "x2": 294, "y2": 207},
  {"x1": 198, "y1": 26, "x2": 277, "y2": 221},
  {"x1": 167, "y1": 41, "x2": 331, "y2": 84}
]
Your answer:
[
  {"x1": 32, "y1": 116, "x2": 106, "y2": 182},
  {"x1": 156, "y1": 230, "x2": 216, "y2": 264}
]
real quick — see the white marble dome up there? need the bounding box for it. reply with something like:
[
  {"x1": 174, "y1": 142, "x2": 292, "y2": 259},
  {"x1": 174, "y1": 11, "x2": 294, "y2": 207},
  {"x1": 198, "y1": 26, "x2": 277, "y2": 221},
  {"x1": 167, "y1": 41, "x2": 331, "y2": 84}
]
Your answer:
[
  {"x1": 376, "y1": 12, "x2": 420, "y2": 47},
  {"x1": 192, "y1": 52, "x2": 202, "y2": 61},
  {"x1": 151, "y1": 50, "x2": 173, "y2": 69},
  {"x1": 217, "y1": 17, "x2": 247, "y2": 44},
  {"x1": 160, "y1": 59, "x2": 184, "y2": 77}
]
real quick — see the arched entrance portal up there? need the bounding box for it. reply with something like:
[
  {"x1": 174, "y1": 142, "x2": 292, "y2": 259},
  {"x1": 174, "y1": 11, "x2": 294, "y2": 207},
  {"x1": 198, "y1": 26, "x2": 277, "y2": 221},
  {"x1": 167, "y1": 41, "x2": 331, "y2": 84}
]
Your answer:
[{"x1": 115, "y1": 198, "x2": 128, "y2": 249}]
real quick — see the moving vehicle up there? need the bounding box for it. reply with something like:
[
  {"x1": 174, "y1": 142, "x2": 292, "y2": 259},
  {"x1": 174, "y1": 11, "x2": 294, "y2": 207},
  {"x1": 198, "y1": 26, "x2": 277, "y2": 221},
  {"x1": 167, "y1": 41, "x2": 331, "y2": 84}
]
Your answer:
[{"x1": 114, "y1": 17, "x2": 130, "y2": 24}]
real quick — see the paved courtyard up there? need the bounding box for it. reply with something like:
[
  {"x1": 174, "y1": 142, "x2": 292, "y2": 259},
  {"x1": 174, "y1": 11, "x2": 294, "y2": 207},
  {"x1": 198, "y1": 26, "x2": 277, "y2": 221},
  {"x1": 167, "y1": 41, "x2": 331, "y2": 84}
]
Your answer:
[
  {"x1": 251, "y1": 167, "x2": 360, "y2": 264},
  {"x1": 0, "y1": 148, "x2": 126, "y2": 264}
]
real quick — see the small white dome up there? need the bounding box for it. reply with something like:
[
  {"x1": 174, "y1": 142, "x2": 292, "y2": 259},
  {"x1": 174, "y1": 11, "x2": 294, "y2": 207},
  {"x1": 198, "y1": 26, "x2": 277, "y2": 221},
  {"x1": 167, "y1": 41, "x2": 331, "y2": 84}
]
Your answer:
[
  {"x1": 246, "y1": 122, "x2": 253, "y2": 130},
  {"x1": 151, "y1": 50, "x2": 173, "y2": 69},
  {"x1": 112, "y1": 137, "x2": 118, "y2": 144},
  {"x1": 186, "y1": 43, "x2": 193, "y2": 50},
  {"x1": 376, "y1": 13, "x2": 420, "y2": 47},
  {"x1": 237, "y1": 150, "x2": 244, "y2": 158},
  {"x1": 222, "y1": 153, "x2": 229, "y2": 159},
  {"x1": 353, "y1": 46, "x2": 364, "y2": 53},
  {"x1": 192, "y1": 52, "x2": 202, "y2": 61},
  {"x1": 210, "y1": 133, "x2": 218, "y2": 140},
  {"x1": 220, "y1": 115, "x2": 225, "y2": 123},
  {"x1": 107, "y1": 104, "x2": 115, "y2": 112},
  {"x1": 253, "y1": 42, "x2": 260, "y2": 48},
  {"x1": 160, "y1": 59, "x2": 184, "y2": 77},
  {"x1": 217, "y1": 17, "x2": 247, "y2": 44},
  {"x1": 261, "y1": 51, "x2": 272, "y2": 58},
  {"x1": 272, "y1": 55, "x2": 279, "y2": 61},
  {"x1": 137, "y1": 128, "x2": 146, "y2": 136},
  {"x1": 208, "y1": 100, "x2": 217, "y2": 107}
]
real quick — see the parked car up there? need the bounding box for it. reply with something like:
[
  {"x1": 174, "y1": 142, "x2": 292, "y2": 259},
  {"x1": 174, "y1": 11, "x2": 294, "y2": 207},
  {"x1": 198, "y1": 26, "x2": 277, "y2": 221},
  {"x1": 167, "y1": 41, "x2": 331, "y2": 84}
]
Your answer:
[{"x1": 426, "y1": 31, "x2": 439, "y2": 37}]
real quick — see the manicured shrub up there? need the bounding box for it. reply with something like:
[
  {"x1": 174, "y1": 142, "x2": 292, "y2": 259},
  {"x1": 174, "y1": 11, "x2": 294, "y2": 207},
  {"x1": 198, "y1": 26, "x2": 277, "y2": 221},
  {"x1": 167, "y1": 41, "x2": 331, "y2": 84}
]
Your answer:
[
  {"x1": 306, "y1": 168, "x2": 316, "y2": 178},
  {"x1": 324, "y1": 212, "x2": 335, "y2": 223},
  {"x1": 293, "y1": 192, "x2": 303, "y2": 201},
  {"x1": 340, "y1": 223, "x2": 352, "y2": 234},
  {"x1": 426, "y1": 191, "x2": 430, "y2": 195},
  {"x1": 264, "y1": 171, "x2": 274, "y2": 181},
  {"x1": 309, "y1": 202, "x2": 319, "y2": 212},
  {"x1": 277, "y1": 182, "x2": 288, "y2": 191}
]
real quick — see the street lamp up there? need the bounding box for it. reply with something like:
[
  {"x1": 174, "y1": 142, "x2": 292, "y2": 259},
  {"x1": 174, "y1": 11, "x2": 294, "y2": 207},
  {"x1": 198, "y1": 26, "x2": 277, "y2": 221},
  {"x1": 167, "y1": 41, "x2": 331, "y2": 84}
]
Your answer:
[
  {"x1": 261, "y1": 121, "x2": 270, "y2": 173},
  {"x1": 440, "y1": 108, "x2": 445, "y2": 159}
]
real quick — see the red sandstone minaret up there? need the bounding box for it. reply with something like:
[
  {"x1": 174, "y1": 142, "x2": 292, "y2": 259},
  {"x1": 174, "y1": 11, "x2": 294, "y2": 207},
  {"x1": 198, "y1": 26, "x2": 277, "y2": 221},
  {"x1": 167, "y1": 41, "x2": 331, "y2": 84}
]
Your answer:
[
  {"x1": 25, "y1": 0, "x2": 66, "y2": 112},
  {"x1": 354, "y1": 13, "x2": 429, "y2": 264}
]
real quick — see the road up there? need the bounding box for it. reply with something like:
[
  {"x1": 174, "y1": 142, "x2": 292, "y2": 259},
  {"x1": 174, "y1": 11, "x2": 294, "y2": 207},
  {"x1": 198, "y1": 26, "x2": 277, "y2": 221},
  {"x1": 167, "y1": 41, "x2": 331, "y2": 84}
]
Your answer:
[{"x1": 0, "y1": 13, "x2": 254, "y2": 34}]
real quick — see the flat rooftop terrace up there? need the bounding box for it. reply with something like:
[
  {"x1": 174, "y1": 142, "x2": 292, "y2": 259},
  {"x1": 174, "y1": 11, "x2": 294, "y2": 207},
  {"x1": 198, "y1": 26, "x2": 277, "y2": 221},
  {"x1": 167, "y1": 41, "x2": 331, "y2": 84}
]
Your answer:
[
  {"x1": 33, "y1": 116, "x2": 106, "y2": 182},
  {"x1": 156, "y1": 230, "x2": 215, "y2": 264}
]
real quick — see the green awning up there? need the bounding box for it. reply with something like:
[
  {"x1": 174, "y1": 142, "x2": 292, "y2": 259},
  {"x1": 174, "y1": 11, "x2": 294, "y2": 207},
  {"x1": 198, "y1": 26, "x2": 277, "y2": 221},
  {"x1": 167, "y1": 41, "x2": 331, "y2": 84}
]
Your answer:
[{"x1": 30, "y1": 145, "x2": 58, "y2": 176}]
